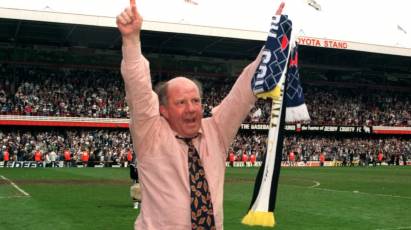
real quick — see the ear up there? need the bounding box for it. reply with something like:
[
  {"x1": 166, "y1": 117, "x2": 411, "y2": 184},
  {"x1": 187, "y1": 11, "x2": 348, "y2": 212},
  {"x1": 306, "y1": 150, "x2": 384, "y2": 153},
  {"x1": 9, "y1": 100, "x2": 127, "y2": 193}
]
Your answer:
[{"x1": 159, "y1": 105, "x2": 169, "y2": 119}]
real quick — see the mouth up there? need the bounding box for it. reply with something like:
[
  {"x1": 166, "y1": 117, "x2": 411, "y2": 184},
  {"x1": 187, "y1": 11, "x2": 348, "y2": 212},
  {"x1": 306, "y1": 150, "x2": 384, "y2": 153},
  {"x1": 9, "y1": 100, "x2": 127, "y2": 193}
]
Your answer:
[{"x1": 184, "y1": 117, "x2": 196, "y2": 124}]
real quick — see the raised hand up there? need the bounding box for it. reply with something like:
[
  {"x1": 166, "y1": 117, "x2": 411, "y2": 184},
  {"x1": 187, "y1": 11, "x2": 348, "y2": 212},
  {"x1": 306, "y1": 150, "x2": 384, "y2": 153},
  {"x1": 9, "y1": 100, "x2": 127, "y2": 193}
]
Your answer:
[{"x1": 116, "y1": 0, "x2": 143, "y2": 45}]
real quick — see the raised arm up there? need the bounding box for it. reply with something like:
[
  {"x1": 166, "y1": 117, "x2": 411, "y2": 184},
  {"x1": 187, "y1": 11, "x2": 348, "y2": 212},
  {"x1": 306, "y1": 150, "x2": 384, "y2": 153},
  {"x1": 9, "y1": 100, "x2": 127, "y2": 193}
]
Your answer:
[{"x1": 117, "y1": 3, "x2": 160, "y2": 152}]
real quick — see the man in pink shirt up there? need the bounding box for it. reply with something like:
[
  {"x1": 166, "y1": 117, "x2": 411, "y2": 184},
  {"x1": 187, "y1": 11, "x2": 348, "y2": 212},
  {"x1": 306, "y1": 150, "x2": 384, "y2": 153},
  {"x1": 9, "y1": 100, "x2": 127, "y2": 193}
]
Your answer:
[{"x1": 116, "y1": 2, "x2": 284, "y2": 229}]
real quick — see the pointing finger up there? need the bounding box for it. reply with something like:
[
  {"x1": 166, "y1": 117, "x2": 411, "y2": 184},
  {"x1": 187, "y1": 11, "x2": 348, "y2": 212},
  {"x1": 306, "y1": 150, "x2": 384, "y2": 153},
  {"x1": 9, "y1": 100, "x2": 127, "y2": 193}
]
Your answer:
[
  {"x1": 275, "y1": 2, "x2": 285, "y2": 15},
  {"x1": 130, "y1": 0, "x2": 137, "y2": 18}
]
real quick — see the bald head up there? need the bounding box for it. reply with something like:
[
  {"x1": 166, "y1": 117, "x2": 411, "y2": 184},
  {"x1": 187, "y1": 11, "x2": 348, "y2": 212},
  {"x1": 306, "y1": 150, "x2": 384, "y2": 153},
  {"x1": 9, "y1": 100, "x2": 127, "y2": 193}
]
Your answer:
[
  {"x1": 168, "y1": 77, "x2": 200, "y2": 97},
  {"x1": 155, "y1": 77, "x2": 203, "y2": 106},
  {"x1": 168, "y1": 77, "x2": 198, "y2": 90},
  {"x1": 157, "y1": 76, "x2": 203, "y2": 138}
]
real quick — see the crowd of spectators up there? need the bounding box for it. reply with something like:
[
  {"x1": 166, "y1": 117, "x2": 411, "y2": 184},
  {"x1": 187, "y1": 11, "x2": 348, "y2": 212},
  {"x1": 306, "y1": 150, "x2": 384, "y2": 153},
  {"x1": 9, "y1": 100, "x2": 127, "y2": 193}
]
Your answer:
[
  {"x1": 227, "y1": 132, "x2": 410, "y2": 165},
  {"x1": 229, "y1": 131, "x2": 268, "y2": 162},
  {"x1": 2, "y1": 64, "x2": 410, "y2": 126},
  {"x1": 1, "y1": 61, "x2": 411, "y2": 167},
  {"x1": 284, "y1": 134, "x2": 411, "y2": 165},
  {"x1": 1, "y1": 129, "x2": 409, "y2": 165},
  {"x1": 0, "y1": 65, "x2": 128, "y2": 118},
  {"x1": 305, "y1": 85, "x2": 411, "y2": 126},
  {"x1": 1, "y1": 46, "x2": 410, "y2": 170},
  {"x1": 0, "y1": 128, "x2": 132, "y2": 166}
]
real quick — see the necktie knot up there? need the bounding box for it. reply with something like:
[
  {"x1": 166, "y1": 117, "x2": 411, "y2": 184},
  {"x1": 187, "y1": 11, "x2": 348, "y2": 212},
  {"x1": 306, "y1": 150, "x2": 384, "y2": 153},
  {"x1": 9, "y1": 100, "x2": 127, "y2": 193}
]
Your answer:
[{"x1": 176, "y1": 134, "x2": 199, "y2": 146}]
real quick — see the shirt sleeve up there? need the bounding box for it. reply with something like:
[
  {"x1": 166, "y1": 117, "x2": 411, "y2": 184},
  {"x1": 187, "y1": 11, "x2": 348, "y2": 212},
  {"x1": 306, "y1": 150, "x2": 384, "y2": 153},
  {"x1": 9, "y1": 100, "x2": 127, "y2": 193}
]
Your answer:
[
  {"x1": 120, "y1": 42, "x2": 160, "y2": 154},
  {"x1": 211, "y1": 57, "x2": 261, "y2": 149}
]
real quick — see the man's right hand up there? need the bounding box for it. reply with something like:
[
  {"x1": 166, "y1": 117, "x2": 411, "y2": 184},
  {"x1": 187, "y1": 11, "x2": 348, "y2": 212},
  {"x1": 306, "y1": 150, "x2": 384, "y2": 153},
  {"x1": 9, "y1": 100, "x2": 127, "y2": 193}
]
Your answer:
[{"x1": 116, "y1": 0, "x2": 143, "y2": 46}]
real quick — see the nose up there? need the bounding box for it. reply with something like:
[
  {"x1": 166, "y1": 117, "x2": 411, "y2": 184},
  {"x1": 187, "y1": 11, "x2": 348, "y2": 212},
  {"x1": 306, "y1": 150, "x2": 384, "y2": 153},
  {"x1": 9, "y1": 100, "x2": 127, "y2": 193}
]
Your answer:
[{"x1": 186, "y1": 101, "x2": 196, "y2": 112}]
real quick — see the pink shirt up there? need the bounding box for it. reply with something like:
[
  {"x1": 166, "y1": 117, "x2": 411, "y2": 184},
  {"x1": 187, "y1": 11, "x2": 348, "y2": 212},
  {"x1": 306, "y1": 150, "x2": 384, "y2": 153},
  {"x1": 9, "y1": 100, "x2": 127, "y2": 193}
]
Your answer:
[{"x1": 121, "y1": 43, "x2": 258, "y2": 230}]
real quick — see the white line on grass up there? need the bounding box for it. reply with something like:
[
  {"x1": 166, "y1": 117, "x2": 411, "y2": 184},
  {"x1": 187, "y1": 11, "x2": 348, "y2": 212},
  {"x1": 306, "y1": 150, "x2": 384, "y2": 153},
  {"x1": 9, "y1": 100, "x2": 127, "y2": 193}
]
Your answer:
[
  {"x1": 309, "y1": 180, "x2": 321, "y2": 188},
  {"x1": 0, "y1": 195, "x2": 29, "y2": 199},
  {"x1": 375, "y1": 226, "x2": 411, "y2": 230},
  {"x1": 285, "y1": 181, "x2": 411, "y2": 230},
  {"x1": 305, "y1": 180, "x2": 411, "y2": 200},
  {"x1": 283, "y1": 181, "x2": 411, "y2": 200},
  {"x1": 312, "y1": 187, "x2": 411, "y2": 200},
  {"x1": 0, "y1": 175, "x2": 30, "y2": 197}
]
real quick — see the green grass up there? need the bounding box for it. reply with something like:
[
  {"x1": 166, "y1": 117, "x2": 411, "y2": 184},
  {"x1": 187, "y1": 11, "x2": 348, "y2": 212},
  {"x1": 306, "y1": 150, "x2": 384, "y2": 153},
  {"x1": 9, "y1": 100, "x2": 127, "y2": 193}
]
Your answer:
[{"x1": 1, "y1": 167, "x2": 411, "y2": 230}]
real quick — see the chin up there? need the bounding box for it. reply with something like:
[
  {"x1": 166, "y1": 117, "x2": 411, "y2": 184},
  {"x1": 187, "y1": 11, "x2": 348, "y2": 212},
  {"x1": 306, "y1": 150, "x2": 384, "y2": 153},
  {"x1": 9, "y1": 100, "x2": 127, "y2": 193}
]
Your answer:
[{"x1": 183, "y1": 128, "x2": 200, "y2": 137}]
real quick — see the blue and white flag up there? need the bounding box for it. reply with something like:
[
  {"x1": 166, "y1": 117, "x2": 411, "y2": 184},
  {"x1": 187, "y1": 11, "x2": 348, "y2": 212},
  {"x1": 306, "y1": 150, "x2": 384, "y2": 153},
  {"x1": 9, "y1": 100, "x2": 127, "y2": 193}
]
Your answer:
[{"x1": 243, "y1": 12, "x2": 309, "y2": 228}]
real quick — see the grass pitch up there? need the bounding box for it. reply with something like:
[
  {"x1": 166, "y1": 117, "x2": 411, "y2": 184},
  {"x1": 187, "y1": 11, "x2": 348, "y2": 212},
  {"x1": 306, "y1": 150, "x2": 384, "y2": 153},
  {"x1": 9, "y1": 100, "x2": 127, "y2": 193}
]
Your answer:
[{"x1": 1, "y1": 166, "x2": 411, "y2": 230}]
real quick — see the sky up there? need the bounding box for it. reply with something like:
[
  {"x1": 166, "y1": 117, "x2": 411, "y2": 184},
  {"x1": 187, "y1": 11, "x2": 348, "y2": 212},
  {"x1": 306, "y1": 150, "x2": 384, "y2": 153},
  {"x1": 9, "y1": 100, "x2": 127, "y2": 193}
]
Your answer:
[{"x1": 1, "y1": 0, "x2": 410, "y2": 48}]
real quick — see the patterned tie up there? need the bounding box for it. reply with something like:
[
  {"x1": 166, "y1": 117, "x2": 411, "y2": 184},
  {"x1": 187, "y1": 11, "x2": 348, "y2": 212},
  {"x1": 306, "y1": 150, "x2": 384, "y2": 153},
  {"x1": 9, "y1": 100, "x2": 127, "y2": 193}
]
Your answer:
[{"x1": 177, "y1": 136, "x2": 216, "y2": 230}]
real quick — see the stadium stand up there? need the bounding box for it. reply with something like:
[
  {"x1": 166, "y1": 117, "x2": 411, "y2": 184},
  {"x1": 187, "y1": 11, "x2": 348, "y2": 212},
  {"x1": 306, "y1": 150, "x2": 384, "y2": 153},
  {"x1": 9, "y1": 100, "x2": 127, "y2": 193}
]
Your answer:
[
  {"x1": 0, "y1": 15, "x2": 411, "y2": 167},
  {"x1": 1, "y1": 61, "x2": 411, "y2": 127}
]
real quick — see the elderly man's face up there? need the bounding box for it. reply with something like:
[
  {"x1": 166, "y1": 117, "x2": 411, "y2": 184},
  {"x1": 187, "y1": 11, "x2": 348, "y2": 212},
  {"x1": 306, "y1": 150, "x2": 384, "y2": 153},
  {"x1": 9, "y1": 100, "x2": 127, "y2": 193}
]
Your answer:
[{"x1": 160, "y1": 77, "x2": 203, "y2": 138}]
